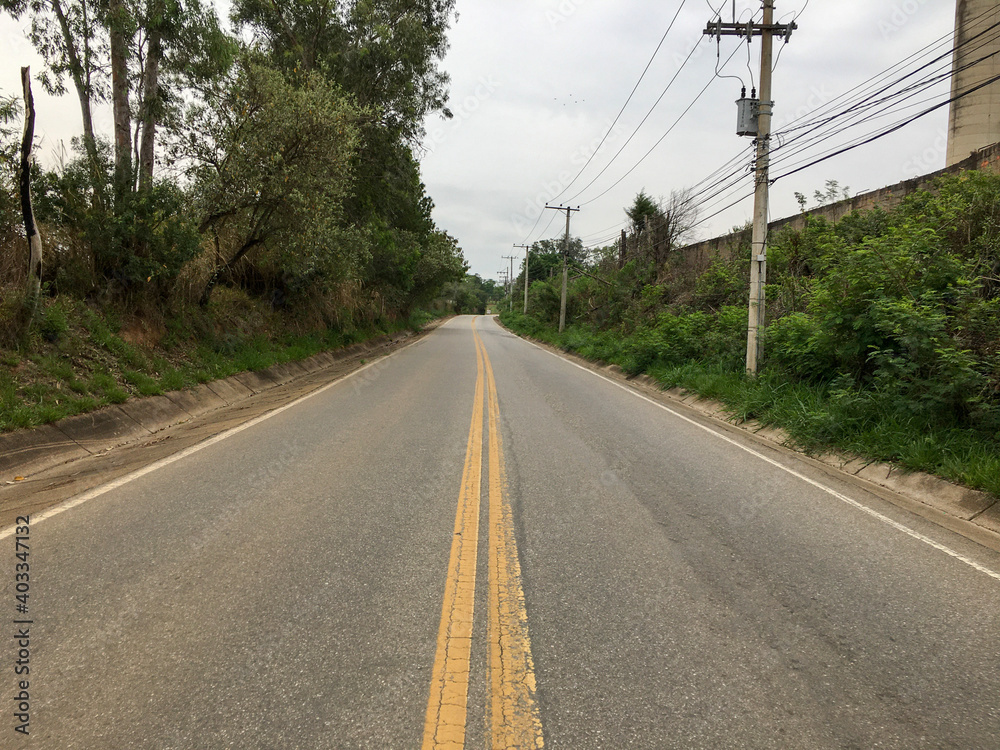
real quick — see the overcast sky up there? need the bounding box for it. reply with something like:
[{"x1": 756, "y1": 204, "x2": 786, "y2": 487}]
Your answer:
[{"x1": 2, "y1": 1, "x2": 958, "y2": 281}]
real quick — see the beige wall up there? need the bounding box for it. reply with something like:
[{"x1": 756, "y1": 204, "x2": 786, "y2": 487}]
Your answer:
[
  {"x1": 678, "y1": 140, "x2": 1000, "y2": 268},
  {"x1": 946, "y1": 0, "x2": 1000, "y2": 166}
]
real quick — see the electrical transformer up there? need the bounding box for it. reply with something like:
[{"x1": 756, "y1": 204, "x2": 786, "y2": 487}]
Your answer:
[{"x1": 736, "y1": 87, "x2": 758, "y2": 137}]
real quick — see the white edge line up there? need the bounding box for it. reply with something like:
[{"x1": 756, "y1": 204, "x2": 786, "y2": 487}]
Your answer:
[
  {"x1": 510, "y1": 329, "x2": 1000, "y2": 583},
  {"x1": 0, "y1": 338, "x2": 425, "y2": 540}
]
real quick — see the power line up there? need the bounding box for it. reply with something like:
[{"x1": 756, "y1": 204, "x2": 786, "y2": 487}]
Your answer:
[
  {"x1": 772, "y1": 0, "x2": 809, "y2": 71},
  {"x1": 518, "y1": 209, "x2": 546, "y2": 247},
  {"x1": 577, "y1": 47, "x2": 739, "y2": 207},
  {"x1": 774, "y1": 7, "x2": 1000, "y2": 141},
  {"x1": 687, "y1": 22, "x2": 1000, "y2": 233},
  {"x1": 771, "y1": 71, "x2": 1000, "y2": 184},
  {"x1": 765, "y1": 25, "x2": 1000, "y2": 176},
  {"x1": 534, "y1": 2, "x2": 998, "y2": 261},
  {"x1": 775, "y1": 20, "x2": 1000, "y2": 147},
  {"x1": 526, "y1": 210, "x2": 559, "y2": 246},
  {"x1": 519, "y1": 4, "x2": 695, "y2": 246},
  {"x1": 563, "y1": 34, "x2": 713, "y2": 204},
  {"x1": 551, "y1": 0, "x2": 691, "y2": 202}
]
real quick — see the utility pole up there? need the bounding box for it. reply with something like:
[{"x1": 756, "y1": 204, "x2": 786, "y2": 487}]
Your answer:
[
  {"x1": 545, "y1": 204, "x2": 579, "y2": 332},
  {"x1": 704, "y1": 1, "x2": 795, "y2": 374},
  {"x1": 514, "y1": 244, "x2": 531, "y2": 313},
  {"x1": 502, "y1": 254, "x2": 516, "y2": 312}
]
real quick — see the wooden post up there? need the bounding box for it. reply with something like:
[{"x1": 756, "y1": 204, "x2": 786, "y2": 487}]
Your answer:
[{"x1": 20, "y1": 66, "x2": 43, "y2": 323}]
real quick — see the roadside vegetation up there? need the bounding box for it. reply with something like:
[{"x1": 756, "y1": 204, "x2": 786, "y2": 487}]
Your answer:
[
  {"x1": 0, "y1": 1, "x2": 491, "y2": 433},
  {"x1": 501, "y1": 173, "x2": 1000, "y2": 497}
]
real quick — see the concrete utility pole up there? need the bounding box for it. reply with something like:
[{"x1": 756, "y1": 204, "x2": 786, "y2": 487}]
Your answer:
[
  {"x1": 545, "y1": 204, "x2": 580, "y2": 332},
  {"x1": 704, "y1": 1, "x2": 795, "y2": 374},
  {"x1": 514, "y1": 244, "x2": 531, "y2": 313},
  {"x1": 502, "y1": 255, "x2": 516, "y2": 312}
]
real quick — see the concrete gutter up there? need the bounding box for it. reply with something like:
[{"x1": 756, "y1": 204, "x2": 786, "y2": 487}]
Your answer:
[
  {"x1": 657, "y1": 377, "x2": 1000, "y2": 540},
  {"x1": 0, "y1": 328, "x2": 423, "y2": 481},
  {"x1": 501, "y1": 324, "x2": 1000, "y2": 549}
]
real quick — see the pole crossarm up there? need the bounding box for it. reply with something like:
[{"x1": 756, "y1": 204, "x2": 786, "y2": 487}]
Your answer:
[
  {"x1": 702, "y1": 20, "x2": 796, "y2": 40},
  {"x1": 544, "y1": 204, "x2": 581, "y2": 253}
]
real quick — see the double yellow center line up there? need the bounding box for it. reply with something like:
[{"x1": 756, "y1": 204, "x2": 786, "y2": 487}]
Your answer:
[{"x1": 422, "y1": 318, "x2": 544, "y2": 749}]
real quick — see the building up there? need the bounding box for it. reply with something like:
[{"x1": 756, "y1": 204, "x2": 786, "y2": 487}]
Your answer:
[{"x1": 946, "y1": 0, "x2": 1000, "y2": 166}]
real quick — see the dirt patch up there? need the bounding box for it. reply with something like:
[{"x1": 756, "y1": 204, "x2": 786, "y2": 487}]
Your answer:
[{"x1": 119, "y1": 317, "x2": 167, "y2": 348}]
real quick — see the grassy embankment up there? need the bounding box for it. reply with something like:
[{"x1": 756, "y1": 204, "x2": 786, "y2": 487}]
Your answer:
[{"x1": 0, "y1": 290, "x2": 443, "y2": 433}]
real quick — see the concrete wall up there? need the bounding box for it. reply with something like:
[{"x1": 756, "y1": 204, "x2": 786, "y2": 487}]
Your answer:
[
  {"x1": 947, "y1": 0, "x2": 1000, "y2": 166},
  {"x1": 677, "y1": 139, "x2": 1000, "y2": 267}
]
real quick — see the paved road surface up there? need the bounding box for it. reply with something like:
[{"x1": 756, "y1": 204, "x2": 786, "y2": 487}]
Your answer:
[{"x1": 3, "y1": 315, "x2": 1000, "y2": 748}]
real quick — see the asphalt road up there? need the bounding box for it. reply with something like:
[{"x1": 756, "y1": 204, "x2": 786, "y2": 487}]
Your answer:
[{"x1": 3, "y1": 314, "x2": 1000, "y2": 749}]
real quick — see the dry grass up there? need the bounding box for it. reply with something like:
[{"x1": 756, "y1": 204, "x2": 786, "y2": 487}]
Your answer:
[{"x1": 0, "y1": 225, "x2": 25, "y2": 289}]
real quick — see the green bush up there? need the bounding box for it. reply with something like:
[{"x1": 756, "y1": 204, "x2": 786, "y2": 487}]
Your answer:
[{"x1": 39, "y1": 298, "x2": 71, "y2": 342}]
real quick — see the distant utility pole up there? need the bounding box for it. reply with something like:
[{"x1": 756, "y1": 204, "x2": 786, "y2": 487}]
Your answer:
[
  {"x1": 502, "y1": 254, "x2": 516, "y2": 312},
  {"x1": 704, "y1": 0, "x2": 795, "y2": 374},
  {"x1": 545, "y1": 204, "x2": 580, "y2": 332},
  {"x1": 514, "y1": 244, "x2": 531, "y2": 313}
]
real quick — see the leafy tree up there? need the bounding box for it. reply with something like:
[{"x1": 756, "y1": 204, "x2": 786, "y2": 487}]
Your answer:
[
  {"x1": 623, "y1": 189, "x2": 697, "y2": 267},
  {"x1": 794, "y1": 179, "x2": 850, "y2": 211},
  {"x1": 229, "y1": 0, "x2": 462, "y2": 315},
  {"x1": 532, "y1": 237, "x2": 586, "y2": 263},
  {"x1": 174, "y1": 62, "x2": 361, "y2": 305},
  {"x1": 512, "y1": 237, "x2": 586, "y2": 291},
  {"x1": 814, "y1": 179, "x2": 849, "y2": 206},
  {"x1": 625, "y1": 189, "x2": 661, "y2": 234},
  {"x1": 651, "y1": 189, "x2": 697, "y2": 264},
  {"x1": 349, "y1": 133, "x2": 446, "y2": 312},
  {"x1": 136, "y1": 0, "x2": 234, "y2": 188},
  {"x1": 2, "y1": 0, "x2": 232, "y2": 196},
  {"x1": 444, "y1": 273, "x2": 495, "y2": 315},
  {"x1": 403, "y1": 229, "x2": 466, "y2": 309},
  {"x1": 338, "y1": 0, "x2": 455, "y2": 141},
  {"x1": 0, "y1": 92, "x2": 21, "y2": 233},
  {"x1": 231, "y1": 0, "x2": 456, "y2": 142}
]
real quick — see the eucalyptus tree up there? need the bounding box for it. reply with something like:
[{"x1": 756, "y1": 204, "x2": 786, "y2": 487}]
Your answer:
[
  {"x1": 1, "y1": 0, "x2": 232, "y2": 198},
  {"x1": 231, "y1": 0, "x2": 456, "y2": 141},
  {"x1": 1, "y1": 0, "x2": 107, "y2": 197}
]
